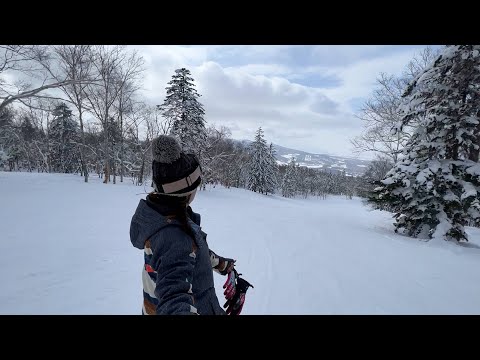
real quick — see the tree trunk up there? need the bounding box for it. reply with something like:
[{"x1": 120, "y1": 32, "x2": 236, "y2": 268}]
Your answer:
[
  {"x1": 120, "y1": 142, "x2": 124, "y2": 183},
  {"x1": 103, "y1": 162, "x2": 110, "y2": 183},
  {"x1": 78, "y1": 110, "x2": 88, "y2": 183},
  {"x1": 25, "y1": 147, "x2": 32, "y2": 172},
  {"x1": 120, "y1": 111, "x2": 124, "y2": 183},
  {"x1": 46, "y1": 117, "x2": 51, "y2": 173},
  {"x1": 469, "y1": 109, "x2": 480, "y2": 162},
  {"x1": 113, "y1": 159, "x2": 116, "y2": 184},
  {"x1": 103, "y1": 121, "x2": 110, "y2": 184},
  {"x1": 139, "y1": 156, "x2": 145, "y2": 186}
]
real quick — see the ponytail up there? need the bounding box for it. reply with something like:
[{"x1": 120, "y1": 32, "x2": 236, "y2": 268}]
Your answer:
[{"x1": 148, "y1": 193, "x2": 195, "y2": 240}]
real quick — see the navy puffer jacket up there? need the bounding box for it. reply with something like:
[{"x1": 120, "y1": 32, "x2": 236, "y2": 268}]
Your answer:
[{"x1": 130, "y1": 198, "x2": 226, "y2": 315}]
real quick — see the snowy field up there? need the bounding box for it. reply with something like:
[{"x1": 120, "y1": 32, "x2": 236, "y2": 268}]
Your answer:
[{"x1": 1, "y1": 171, "x2": 480, "y2": 315}]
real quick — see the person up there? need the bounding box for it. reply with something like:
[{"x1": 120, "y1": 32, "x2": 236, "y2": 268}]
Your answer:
[{"x1": 129, "y1": 135, "x2": 252, "y2": 315}]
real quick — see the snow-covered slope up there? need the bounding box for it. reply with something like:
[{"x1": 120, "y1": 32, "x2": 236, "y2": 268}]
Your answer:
[{"x1": 1, "y1": 172, "x2": 479, "y2": 314}]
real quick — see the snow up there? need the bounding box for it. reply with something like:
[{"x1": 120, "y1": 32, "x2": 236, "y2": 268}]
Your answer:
[
  {"x1": 431, "y1": 210, "x2": 452, "y2": 241},
  {"x1": 443, "y1": 191, "x2": 459, "y2": 203},
  {"x1": 2, "y1": 171, "x2": 480, "y2": 315},
  {"x1": 466, "y1": 164, "x2": 480, "y2": 176},
  {"x1": 461, "y1": 182, "x2": 477, "y2": 201},
  {"x1": 282, "y1": 153, "x2": 299, "y2": 160},
  {"x1": 381, "y1": 177, "x2": 395, "y2": 185},
  {"x1": 416, "y1": 169, "x2": 430, "y2": 184}
]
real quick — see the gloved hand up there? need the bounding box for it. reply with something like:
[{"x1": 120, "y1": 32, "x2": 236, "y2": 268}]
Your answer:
[
  {"x1": 209, "y1": 249, "x2": 236, "y2": 276},
  {"x1": 223, "y1": 270, "x2": 237, "y2": 301},
  {"x1": 218, "y1": 258, "x2": 236, "y2": 276},
  {"x1": 223, "y1": 269, "x2": 253, "y2": 315}
]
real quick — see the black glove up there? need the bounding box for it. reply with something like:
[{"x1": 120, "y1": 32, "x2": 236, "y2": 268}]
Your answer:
[{"x1": 223, "y1": 269, "x2": 253, "y2": 315}]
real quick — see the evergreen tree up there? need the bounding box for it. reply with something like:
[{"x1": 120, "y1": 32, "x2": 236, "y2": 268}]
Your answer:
[
  {"x1": 20, "y1": 116, "x2": 37, "y2": 142},
  {"x1": 282, "y1": 157, "x2": 298, "y2": 198},
  {"x1": 247, "y1": 127, "x2": 271, "y2": 194},
  {"x1": 158, "y1": 68, "x2": 206, "y2": 161},
  {"x1": 0, "y1": 106, "x2": 15, "y2": 170},
  {"x1": 315, "y1": 170, "x2": 330, "y2": 199},
  {"x1": 265, "y1": 143, "x2": 278, "y2": 194},
  {"x1": 49, "y1": 103, "x2": 79, "y2": 173},
  {"x1": 369, "y1": 45, "x2": 480, "y2": 242},
  {"x1": 0, "y1": 148, "x2": 7, "y2": 169}
]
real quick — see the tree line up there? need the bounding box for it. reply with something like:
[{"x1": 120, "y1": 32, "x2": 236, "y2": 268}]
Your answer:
[{"x1": 0, "y1": 45, "x2": 361, "y2": 200}]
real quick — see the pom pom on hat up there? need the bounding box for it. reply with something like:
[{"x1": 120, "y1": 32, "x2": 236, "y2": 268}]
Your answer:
[{"x1": 151, "y1": 135, "x2": 182, "y2": 164}]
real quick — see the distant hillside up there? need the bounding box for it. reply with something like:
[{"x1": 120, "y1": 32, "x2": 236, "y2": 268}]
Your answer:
[{"x1": 236, "y1": 140, "x2": 370, "y2": 177}]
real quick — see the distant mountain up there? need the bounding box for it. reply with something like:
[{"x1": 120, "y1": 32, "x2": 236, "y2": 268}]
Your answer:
[{"x1": 236, "y1": 140, "x2": 370, "y2": 177}]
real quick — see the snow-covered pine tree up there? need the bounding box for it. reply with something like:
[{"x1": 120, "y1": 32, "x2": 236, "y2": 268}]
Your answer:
[
  {"x1": 106, "y1": 116, "x2": 123, "y2": 184},
  {"x1": 282, "y1": 157, "x2": 298, "y2": 198},
  {"x1": 49, "y1": 103, "x2": 79, "y2": 173},
  {"x1": 232, "y1": 141, "x2": 250, "y2": 189},
  {"x1": 158, "y1": 68, "x2": 207, "y2": 162},
  {"x1": 0, "y1": 148, "x2": 7, "y2": 169},
  {"x1": 297, "y1": 166, "x2": 310, "y2": 198},
  {"x1": 359, "y1": 157, "x2": 394, "y2": 199},
  {"x1": 265, "y1": 143, "x2": 278, "y2": 194},
  {"x1": 247, "y1": 127, "x2": 272, "y2": 194},
  {"x1": 0, "y1": 106, "x2": 15, "y2": 170},
  {"x1": 314, "y1": 170, "x2": 328, "y2": 199},
  {"x1": 369, "y1": 45, "x2": 480, "y2": 242}
]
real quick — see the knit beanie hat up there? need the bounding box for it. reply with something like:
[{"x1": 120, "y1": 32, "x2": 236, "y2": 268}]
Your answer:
[{"x1": 151, "y1": 135, "x2": 202, "y2": 197}]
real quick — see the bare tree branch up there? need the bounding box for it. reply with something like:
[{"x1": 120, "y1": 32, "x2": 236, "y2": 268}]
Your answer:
[
  {"x1": 0, "y1": 45, "x2": 99, "y2": 113},
  {"x1": 351, "y1": 46, "x2": 442, "y2": 162}
]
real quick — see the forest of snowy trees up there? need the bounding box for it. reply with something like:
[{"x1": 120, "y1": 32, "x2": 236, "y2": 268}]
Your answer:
[
  {"x1": 2, "y1": 45, "x2": 480, "y2": 242},
  {"x1": 0, "y1": 45, "x2": 360, "y2": 198}
]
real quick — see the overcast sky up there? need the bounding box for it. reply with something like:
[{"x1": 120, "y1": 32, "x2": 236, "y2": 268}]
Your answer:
[{"x1": 129, "y1": 45, "x2": 440, "y2": 159}]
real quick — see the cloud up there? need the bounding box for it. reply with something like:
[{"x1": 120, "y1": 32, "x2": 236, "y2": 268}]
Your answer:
[
  {"x1": 194, "y1": 61, "x2": 313, "y2": 109},
  {"x1": 185, "y1": 62, "x2": 352, "y2": 150},
  {"x1": 107, "y1": 46, "x2": 442, "y2": 157},
  {"x1": 135, "y1": 45, "x2": 208, "y2": 66},
  {"x1": 224, "y1": 63, "x2": 292, "y2": 77},
  {"x1": 204, "y1": 45, "x2": 295, "y2": 66},
  {"x1": 319, "y1": 47, "x2": 436, "y2": 106},
  {"x1": 310, "y1": 45, "x2": 399, "y2": 66},
  {"x1": 309, "y1": 94, "x2": 339, "y2": 115},
  {"x1": 5, "y1": 44, "x2": 430, "y2": 158}
]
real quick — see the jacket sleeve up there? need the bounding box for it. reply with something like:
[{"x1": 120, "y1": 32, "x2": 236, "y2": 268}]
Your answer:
[
  {"x1": 209, "y1": 248, "x2": 235, "y2": 275},
  {"x1": 188, "y1": 206, "x2": 234, "y2": 276},
  {"x1": 152, "y1": 226, "x2": 198, "y2": 315}
]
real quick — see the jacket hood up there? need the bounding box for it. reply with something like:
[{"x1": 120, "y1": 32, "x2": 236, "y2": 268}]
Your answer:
[{"x1": 129, "y1": 199, "x2": 172, "y2": 249}]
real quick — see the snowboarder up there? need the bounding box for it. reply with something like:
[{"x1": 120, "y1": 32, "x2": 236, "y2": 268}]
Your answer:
[{"x1": 129, "y1": 135, "x2": 252, "y2": 315}]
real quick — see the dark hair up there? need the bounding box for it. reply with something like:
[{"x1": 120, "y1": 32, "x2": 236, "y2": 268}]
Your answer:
[{"x1": 148, "y1": 193, "x2": 195, "y2": 240}]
